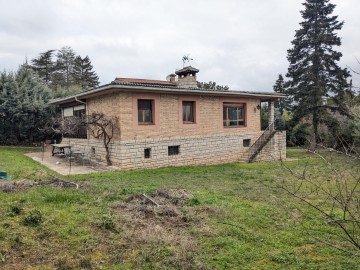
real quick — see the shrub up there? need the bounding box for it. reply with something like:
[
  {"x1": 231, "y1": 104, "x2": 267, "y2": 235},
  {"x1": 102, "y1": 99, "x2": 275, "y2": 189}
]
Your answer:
[
  {"x1": 185, "y1": 198, "x2": 201, "y2": 207},
  {"x1": 7, "y1": 203, "x2": 23, "y2": 216},
  {"x1": 23, "y1": 209, "x2": 43, "y2": 227},
  {"x1": 98, "y1": 214, "x2": 117, "y2": 232}
]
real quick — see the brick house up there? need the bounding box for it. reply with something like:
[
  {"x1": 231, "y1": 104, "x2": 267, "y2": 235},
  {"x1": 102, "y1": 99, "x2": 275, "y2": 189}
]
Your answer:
[{"x1": 50, "y1": 66, "x2": 286, "y2": 169}]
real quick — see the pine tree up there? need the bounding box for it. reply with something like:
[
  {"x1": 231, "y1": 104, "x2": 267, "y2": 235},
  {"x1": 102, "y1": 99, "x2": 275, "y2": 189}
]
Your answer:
[
  {"x1": 31, "y1": 50, "x2": 55, "y2": 86},
  {"x1": 286, "y1": 0, "x2": 350, "y2": 150},
  {"x1": 72, "y1": 55, "x2": 99, "y2": 90},
  {"x1": 55, "y1": 46, "x2": 76, "y2": 88},
  {"x1": 273, "y1": 74, "x2": 292, "y2": 115}
]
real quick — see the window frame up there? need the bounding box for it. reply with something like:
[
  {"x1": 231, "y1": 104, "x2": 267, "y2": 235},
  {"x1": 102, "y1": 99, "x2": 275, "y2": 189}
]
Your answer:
[
  {"x1": 243, "y1": 139, "x2": 251, "y2": 147},
  {"x1": 182, "y1": 101, "x2": 195, "y2": 124},
  {"x1": 144, "y1": 148, "x2": 151, "y2": 159},
  {"x1": 223, "y1": 102, "x2": 246, "y2": 128},
  {"x1": 132, "y1": 93, "x2": 160, "y2": 130},
  {"x1": 168, "y1": 145, "x2": 180, "y2": 156},
  {"x1": 178, "y1": 96, "x2": 200, "y2": 128},
  {"x1": 137, "y1": 99, "x2": 154, "y2": 125}
]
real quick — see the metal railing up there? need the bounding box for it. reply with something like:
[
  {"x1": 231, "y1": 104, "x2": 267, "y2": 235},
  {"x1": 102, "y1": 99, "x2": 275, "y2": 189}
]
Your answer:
[{"x1": 248, "y1": 121, "x2": 278, "y2": 163}]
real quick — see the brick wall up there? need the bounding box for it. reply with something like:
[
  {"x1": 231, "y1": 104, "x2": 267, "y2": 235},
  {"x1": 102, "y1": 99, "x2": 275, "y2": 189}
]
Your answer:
[
  {"x1": 67, "y1": 90, "x2": 286, "y2": 168},
  {"x1": 86, "y1": 91, "x2": 262, "y2": 141}
]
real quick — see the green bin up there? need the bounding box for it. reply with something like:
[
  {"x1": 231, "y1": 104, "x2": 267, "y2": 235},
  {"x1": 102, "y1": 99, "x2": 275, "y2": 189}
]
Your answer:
[{"x1": 0, "y1": 171, "x2": 10, "y2": 180}]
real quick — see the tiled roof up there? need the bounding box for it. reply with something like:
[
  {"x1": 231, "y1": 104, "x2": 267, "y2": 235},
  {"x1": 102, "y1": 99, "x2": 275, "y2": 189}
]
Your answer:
[
  {"x1": 113, "y1": 80, "x2": 234, "y2": 92},
  {"x1": 114, "y1": 77, "x2": 176, "y2": 86},
  {"x1": 50, "y1": 77, "x2": 286, "y2": 105}
]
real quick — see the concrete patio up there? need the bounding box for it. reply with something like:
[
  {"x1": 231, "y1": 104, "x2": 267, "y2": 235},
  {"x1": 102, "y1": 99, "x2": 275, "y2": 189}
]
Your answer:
[{"x1": 25, "y1": 146, "x2": 119, "y2": 175}]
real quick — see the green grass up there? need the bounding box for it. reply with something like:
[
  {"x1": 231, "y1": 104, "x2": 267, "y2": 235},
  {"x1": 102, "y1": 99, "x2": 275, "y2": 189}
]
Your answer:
[{"x1": 0, "y1": 146, "x2": 359, "y2": 269}]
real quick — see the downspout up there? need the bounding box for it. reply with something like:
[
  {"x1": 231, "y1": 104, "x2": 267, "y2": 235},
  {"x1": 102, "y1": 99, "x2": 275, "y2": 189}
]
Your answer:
[{"x1": 74, "y1": 96, "x2": 90, "y2": 145}]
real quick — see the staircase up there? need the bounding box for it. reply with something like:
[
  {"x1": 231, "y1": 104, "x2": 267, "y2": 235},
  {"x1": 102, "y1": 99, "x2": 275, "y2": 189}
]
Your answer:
[{"x1": 248, "y1": 120, "x2": 283, "y2": 163}]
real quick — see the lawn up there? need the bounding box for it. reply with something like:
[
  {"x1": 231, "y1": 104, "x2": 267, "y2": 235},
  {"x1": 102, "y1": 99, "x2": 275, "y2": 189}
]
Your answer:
[{"x1": 0, "y1": 146, "x2": 359, "y2": 269}]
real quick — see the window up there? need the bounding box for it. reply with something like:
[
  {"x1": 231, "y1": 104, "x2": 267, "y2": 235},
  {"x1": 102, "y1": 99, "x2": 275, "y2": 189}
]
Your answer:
[
  {"x1": 182, "y1": 101, "x2": 195, "y2": 123},
  {"x1": 138, "y1": 99, "x2": 153, "y2": 124},
  {"x1": 62, "y1": 105, "x2": 87, "y2": 139},
  {"x1": 63, "y1": 107, "x2": 74, "y2": 117},
  {"x1": 223, "y1": 103, "x2": 245, "y2": 127},
  {"x1": 73, "y1": 105, "x2": 86, "y2": 117},
  {"x1": 144, "y1": 148, "x2": 151, "y2": 159},
  {"x1": 243, "y1": 139, "x2": 251, "y2": 147},
  {"x1": 168, "y1": 145, "x2": 180, "y2": 156},
  {"x1": 63, "y1": 105, "x2": 86, "y2": 118}
]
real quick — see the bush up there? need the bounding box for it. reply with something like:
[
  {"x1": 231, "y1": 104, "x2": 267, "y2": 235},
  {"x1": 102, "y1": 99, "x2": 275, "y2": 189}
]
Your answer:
[
  {"x1": 23, "y1": 209, "x2": 43, "y2": 227},
  {"x1": 185, "y1": 198, "x2": 201, "y2": 207},
  {"x1": 98, "y1": 214, "x2": 117, "y2": 232},
  {"x1": 7, "y1": 203, "x2": 23, "y2": 216}
]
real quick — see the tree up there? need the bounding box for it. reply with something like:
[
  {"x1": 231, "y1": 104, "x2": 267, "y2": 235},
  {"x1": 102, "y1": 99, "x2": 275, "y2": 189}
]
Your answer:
[
  {"x1": 15, "y1": 64, "x2": 53, "y2": 142},
  {"x1": 53, "y1": 85, "x2": 83, "y2": 99},
  {"x1": 286, "y1": 0, "x2": 350, "y2": 151},
  {"x1": 0, "y1": 64, "x2": 53, "y2": 144},
  {"x1": 273, "y1": 74, "x2": 292, "y2": 115},
  {"x1": 31, "y1": 50, "x2": 55, "y2": 86},
  {"x1": 0, "y1": 71, "x2": 20, "y2": 144},
  {"x1": 72, "y1": 55, "x2": 99, "y2": 90},
  {"x1": 55, "y1": 46, "x2": 76, "y2": 88},
  {"x1": 85, "y1": 112, "x2": 120, "y2": 166},
  {"x1": 197, "y1": 81, "x2": 229, "y2": 91},
  {"x1": 280, "y1": 148, "x2": 360, "y2": 252}
]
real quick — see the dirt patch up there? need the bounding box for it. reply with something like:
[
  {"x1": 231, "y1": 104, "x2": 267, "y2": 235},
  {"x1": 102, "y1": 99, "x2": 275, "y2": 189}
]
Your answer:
[
  {"x1": 110, "y1": 188, "x2": 211, "y2": 268},
  {"x1": 0, "y1": 178, "x2": 83, "y2": 193},
  {"x1": 113, "y1": 188, "x2": 194, "y2": 222}
]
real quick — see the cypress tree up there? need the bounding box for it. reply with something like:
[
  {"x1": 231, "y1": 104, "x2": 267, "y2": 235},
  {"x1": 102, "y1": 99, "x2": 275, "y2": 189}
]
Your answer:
[{"x1": 286, "y1": 0, "x2": 350, "y2": 150}]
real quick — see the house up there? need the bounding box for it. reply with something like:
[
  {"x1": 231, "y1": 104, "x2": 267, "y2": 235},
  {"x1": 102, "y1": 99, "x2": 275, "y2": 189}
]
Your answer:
[{"x1": 49, "y1": 66, "x2": 286, "y2": 169}]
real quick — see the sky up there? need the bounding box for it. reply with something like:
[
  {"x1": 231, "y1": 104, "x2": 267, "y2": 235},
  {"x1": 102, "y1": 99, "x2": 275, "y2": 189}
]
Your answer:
[{"x1": 0, "y1": 0, "x2": 359, "y2": 92}]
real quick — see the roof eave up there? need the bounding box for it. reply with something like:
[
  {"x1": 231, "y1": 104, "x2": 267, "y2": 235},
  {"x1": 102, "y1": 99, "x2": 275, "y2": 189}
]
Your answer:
[{"x1": 49, "y1": 84, "x2": 285, "y2": 105}]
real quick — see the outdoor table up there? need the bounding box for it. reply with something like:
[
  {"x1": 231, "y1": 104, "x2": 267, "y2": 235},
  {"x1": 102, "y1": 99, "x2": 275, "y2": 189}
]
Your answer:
[{"x1": 51, "y1": 143, "x2": 71, "y2": 156}]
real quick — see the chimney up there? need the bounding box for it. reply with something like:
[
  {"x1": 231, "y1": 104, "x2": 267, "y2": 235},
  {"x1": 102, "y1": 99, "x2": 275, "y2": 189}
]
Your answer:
[
  {"x1": 166, "y1": 73, "x2": 176, "y2": 83},
  {"x1": 175, "y1": 66, "x2": 199, "y2": 88}
]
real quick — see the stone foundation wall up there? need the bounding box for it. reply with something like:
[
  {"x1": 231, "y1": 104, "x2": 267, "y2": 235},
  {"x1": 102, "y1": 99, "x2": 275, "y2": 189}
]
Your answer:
[
  {"x1": 255, "y1": 131, "x2": 286, "y2": 162},
  {"x1": 66, "y1": 131, "x2": 286, "y2": 169}
]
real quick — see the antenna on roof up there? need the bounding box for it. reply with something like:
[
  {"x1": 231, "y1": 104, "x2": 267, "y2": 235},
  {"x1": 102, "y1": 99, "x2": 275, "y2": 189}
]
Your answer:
[{"x1": 182, "y1": 54, "x2": 193, "y2": 67}]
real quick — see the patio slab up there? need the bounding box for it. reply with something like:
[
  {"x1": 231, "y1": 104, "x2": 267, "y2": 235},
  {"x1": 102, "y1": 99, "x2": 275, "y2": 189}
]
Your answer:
[{"x1": 25, "y1": 148, "x2": 119, "y2": 175}]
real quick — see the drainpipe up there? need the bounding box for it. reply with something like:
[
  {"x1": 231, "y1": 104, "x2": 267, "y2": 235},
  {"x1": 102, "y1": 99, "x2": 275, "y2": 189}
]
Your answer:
[{"x1": 75, "y1": 96, "x2": 87, "y2": 107}]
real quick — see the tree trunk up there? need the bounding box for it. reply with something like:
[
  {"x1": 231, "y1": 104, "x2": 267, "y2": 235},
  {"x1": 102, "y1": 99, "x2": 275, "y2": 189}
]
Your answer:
[
  {"x1": 104, "y1": 136, "x2": 112, "y2": 166},
  {"x1": 309, "y1": 131, "x2": 317, "y2": 152}
]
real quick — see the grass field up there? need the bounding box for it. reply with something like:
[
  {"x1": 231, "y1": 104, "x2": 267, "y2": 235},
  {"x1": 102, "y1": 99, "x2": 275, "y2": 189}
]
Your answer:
[{"x1": 0, "y1": 146, "x2": 359, "y2": 269}]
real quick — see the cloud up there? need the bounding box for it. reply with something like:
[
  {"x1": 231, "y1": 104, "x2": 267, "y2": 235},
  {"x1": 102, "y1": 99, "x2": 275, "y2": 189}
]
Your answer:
[{"x1": 0, "y1": 0, "x2": 358, "y2": 90}]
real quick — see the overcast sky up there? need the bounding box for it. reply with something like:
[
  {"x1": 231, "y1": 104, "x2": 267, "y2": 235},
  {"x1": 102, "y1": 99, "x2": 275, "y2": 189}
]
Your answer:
[{"x1": 0, "y1": 0, "x2": 359, "y2": 92}]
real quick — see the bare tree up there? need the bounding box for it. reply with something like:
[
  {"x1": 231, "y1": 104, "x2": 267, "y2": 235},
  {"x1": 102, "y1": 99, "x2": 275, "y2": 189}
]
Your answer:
[
  {"x1": 41, "y1": 115, "x2": 83, "y2": 143},
  {"x1": 279, "y1": 146, "x2": 360, "y2": 252},
  {"x1": 85, "y1": 112, "x2": 120, "y2": 166}
]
